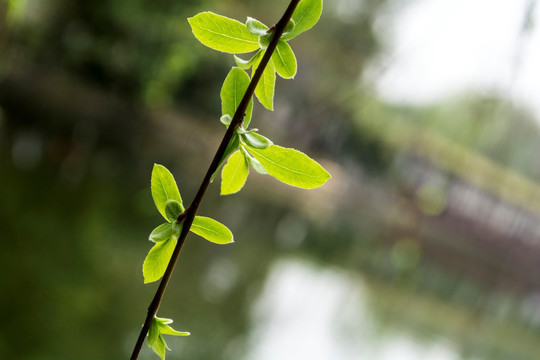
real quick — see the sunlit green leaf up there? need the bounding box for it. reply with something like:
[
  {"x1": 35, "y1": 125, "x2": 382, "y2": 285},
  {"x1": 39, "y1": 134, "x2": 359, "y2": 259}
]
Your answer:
[
  {"x1": 151, "y1": 164, "x2": 182, "y2": 221},
  {"x1": 221, "y1": 67, "x2": 253, "y2": 125},
  {"x1": 283, "y1": 19, "x2": 296, "y2": 35},
  {"x1": 151, "y1": 334, "x2": 167, "y2": 360},
  {"x1": 253, "y1": 57, "x2": 276, "y2": 110},
  {"x1": 247, "y1": 145, "x2": 331, "y2": 189},
  {"x1": 148, "y1": 317, "x2": 189, "y2": 360},
  {"x1": 164, "y1": 200, "x2": 183, "y2": 223},
  {"x1": 272, "y1": 40, "x2": 297, "y2": 79},
  {"x1": 158, "y1": 324, "x2": 190, "y2": 336},
  {"x1": 258, "y1": 32, "x2": 273, "y2": 49},
  {"x1": 172, "y1": 222, "x2": 182, "y2": 237},
  {"x1": 188, "y1": 12, "x2": 259, "y2": 53},
  {"x1": 220, "y1": 114, "x2": 232, "y2": 126},
  {"x1": 234, "y1": 49, "x2": 263, "y2": 70},
  {"x1": 221, "y1": 150, "x2": 249, "y2": 195},
  {"x1": 212, "y1": 133, "x2": 240, "y2": 181},
  {"x1": 148, "y1": 318, "x2": 160, "y2": 346},
  {"x1": 223, "y1": 134, "x2": 241, "y2": 162},
  {"x1": 143, "y1": 238, "x2": 177, "y2": 283},
  {"x1": 246, "y1": 17, "x2": 269, "y2": 36},
  {"x1": 149, "y1": 223, "x2": 175, "y2": 243},
  {"x1": 243, "y1": 105, "x2": 254, "y2": 129},
  {"x1": 283, "y1": 0, "x2": 323, "y2": 40},
  {"x1": 241, "y1": 147, "x2": 267, "y2": 174},
  {"x1": 241, "y1": 132, "x2": 273, "y2": 149},
  {"x1": 156, "y1": 318, "x2": 190, "y2": 337},
  {"x1": 191, "y1": 216, "x2": 234, "y2": 245}
]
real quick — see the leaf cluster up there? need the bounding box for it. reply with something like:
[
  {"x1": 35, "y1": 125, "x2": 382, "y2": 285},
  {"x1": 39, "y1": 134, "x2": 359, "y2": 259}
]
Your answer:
[
  {"x1": 147, "y1": 317, "x2": 189, "y2": 360},
  {"x1": 143, "y1": 165, "x2": 232, "y2": 358},
  {"x1": 188, "y1": 0, "x2": 329, "y2": 196},
  {"x1": 145, "y1": 165, "x2": 234, "y2": 284},
  {"x1": 188, "y1": 0, "x2": 322, "y2": 110}
]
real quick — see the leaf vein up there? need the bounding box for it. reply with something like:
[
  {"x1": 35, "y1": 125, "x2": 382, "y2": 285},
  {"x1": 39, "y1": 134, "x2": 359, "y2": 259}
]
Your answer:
[
  {"x1": 251, "y1": 149, "x2": 326, "y2": 179},
  {"x1": 195, "y1": 24, "x2": 258, "y2": 44}
]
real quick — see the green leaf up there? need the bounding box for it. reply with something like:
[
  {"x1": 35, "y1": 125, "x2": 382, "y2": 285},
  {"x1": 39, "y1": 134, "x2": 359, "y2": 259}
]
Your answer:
[
  {"x1": 234, "y1": 49, "x2": 263, "y2": 70},
  {"x1": 283, "y1": 0, "x2": 323, "y2": 40},
  {"x1": 172, "y1": 222, "x2": 182, "y2": 237},
  {"x1": 241, "y1": 147, "x2": 267, "y2": 174},
  {"x1": 188, "y1": 12, "x2": 259, "y2": 53},
  {"x1": 148, "y1": 317, "x2": 189, "y2": 360},
  {"x1": 283, "y1": 19, "x2": 296, "y2": 35},
  {"x1": 221, "y1": 150, "x2": 249, "y2": 195},
  {"x1": 244, "y1": 103, "x2": 254, "y2": 129},
  {"x1": 222, "y1": 134, "x2": 241, "y2": 163},
  {"x1": 143, "y1": 237, "x2": 177, "y2": 283},
  {"x1": 241, "y1": 132, "x2": 273, "y2": 149},
  {"x1": 220, "y1": 67, "x2": 253, "y2": 125},
  {"x1": 246, "y1": 17, "x2": 269, "y2": 36},
  {"x1": 212, "y1": 133, "x2": 240, "y2": 181},
  {"x1": 158, "y1": 323, "x2": 190, "y2": 337},
  {"x1": 247, "y1": 145, "x2": 331, "y2": 189},
  {"x1": 148, "y1": 318, "x2": 160, "y2": 347},
  {"x1": 151, "y1": 334, "x2": 167, "y2": 360},
  {"x1": 164, "y1": 200, "x2": 183, "y2": 223},
  {"x1": 253, "y1": 57, "x2": 276, "y2": 110},
  {"x1": 151, "y1": 164, "x2": 183, "y2": 221},
  {"x1": 258, "y1": 32, "x2": 273, "y2": 49},
  {"x1": 149, "y1": 223, "x2": 176, "y2": 243},
  {"x1": 191, "y1": 216, "x2": 234, "y2": 245},
  {"x1": 220, "y1": 114, "x2": 232, "y2": 126},
  {"x1": 148, "y1": 318, "x2": 167, "y2": 359},
  {"x1": 158, "y1": 324, "x2": 190, "y2": 336},
  {"x1": 272, "y1": 40, "x2": 297, "y2": 79}
]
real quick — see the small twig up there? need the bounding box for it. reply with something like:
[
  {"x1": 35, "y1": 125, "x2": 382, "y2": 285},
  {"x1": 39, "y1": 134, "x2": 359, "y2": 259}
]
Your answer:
[{"x1": 129, "y1": 1, "x2": 301, "y2": 358}]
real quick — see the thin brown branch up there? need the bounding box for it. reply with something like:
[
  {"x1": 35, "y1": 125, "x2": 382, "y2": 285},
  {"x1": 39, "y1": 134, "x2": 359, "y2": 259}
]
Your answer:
[{"x1": 129, "y1": 1, "x2": 301, "y2": 358}]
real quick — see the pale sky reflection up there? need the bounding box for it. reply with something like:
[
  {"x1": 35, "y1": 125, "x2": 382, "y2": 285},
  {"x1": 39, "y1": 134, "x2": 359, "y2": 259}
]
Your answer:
[{"x1": 245, "y1": 259, "x2": 472, "y2": 360}]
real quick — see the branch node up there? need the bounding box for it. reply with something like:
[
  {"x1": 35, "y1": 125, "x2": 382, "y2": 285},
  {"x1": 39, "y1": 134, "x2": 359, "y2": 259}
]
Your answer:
[{"x1": 176, "y1": 209, "x2": 188, "y2": 224}]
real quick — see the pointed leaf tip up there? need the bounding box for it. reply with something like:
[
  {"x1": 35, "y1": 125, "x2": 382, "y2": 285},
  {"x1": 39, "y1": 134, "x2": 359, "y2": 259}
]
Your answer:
[{"x1": 155, "y1": 317, "x2": 191, "y2": 336}]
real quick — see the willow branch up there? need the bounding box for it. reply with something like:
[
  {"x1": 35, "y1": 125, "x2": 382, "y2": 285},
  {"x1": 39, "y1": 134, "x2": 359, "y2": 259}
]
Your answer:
[{"x1": 130, "y1": 1, "x2": 301, "y2": 358}]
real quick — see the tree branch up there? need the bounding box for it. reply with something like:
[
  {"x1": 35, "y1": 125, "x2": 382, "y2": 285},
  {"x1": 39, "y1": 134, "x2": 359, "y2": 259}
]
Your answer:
[{"x1": 130, "y1": 1, "x2": 301, "y2": 358}]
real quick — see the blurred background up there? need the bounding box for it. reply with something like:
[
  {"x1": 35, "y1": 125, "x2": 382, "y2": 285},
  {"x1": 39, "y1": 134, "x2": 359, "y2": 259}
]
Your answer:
[{"x1": 2, "y1": 0, "x2": 540, "y2": 359}]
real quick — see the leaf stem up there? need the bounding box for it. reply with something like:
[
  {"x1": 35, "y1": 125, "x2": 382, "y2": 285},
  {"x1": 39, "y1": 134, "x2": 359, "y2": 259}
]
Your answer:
[{"x1": 129, "y1": 1, "x2": 301, "y2": 358}]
